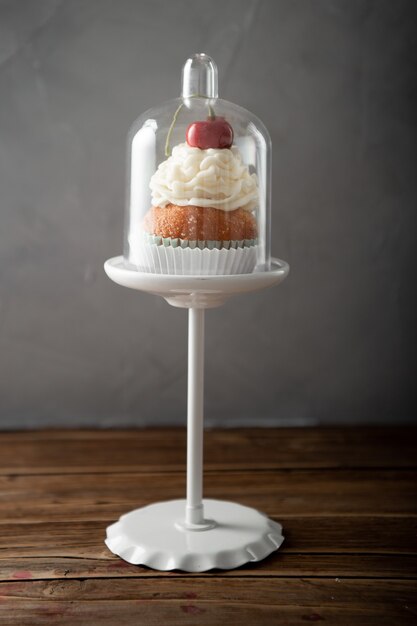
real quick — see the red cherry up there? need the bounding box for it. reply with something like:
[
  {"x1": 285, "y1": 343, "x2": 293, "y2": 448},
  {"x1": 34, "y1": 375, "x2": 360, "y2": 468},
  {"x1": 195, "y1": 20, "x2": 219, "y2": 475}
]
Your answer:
[{"x1": 186, "y1": 116, "x2": 234, "y2": 150}]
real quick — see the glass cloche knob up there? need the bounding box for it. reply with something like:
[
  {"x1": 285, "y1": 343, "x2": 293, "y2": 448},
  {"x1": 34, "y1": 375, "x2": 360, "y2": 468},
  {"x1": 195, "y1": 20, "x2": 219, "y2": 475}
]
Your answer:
[{"x1": 181, "y1": 53, "x2": 218, "y2": 99}]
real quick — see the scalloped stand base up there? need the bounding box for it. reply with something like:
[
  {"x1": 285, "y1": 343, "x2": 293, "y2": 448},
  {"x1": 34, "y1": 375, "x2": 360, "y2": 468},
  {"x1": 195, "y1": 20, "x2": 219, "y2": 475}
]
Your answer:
[{"x1": 105, "y1": 499, "x2": 284, "y2": 572}]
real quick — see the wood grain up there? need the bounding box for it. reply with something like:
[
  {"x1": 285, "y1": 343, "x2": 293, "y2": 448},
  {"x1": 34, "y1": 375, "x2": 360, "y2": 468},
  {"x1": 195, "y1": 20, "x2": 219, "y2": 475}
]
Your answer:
[
  {"x1": 0, "y1": 579, "x2": 416, "y2": 625},
  {"x1": 0, "y1": 426, "x2": 416, "y2": 624},
  {"x1": 2, "y1": 552, "x2": 417, "y2": 581},
  {"x1": 0, "y1": 469, "x2": 416, "y2": 523},
  {"x1": 0, "y1": 427, "x2": 415, "y2": 474}
]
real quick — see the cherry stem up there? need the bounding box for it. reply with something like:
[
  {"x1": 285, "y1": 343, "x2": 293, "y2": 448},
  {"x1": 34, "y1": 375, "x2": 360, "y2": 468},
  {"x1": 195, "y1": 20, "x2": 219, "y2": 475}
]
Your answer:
[{"x1": 165, "y1": 102, "x2": 184, "y2": 157}]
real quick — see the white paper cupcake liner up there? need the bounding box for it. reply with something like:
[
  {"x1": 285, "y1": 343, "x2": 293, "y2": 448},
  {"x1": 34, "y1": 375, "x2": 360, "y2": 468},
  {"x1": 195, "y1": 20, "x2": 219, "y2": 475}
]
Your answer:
[
  {"x1": 143, "y1": 233, "x2": 257, "y2": 250},
  {"x1": 129, "y1": 232, "x2": 258, "y2": 276}
]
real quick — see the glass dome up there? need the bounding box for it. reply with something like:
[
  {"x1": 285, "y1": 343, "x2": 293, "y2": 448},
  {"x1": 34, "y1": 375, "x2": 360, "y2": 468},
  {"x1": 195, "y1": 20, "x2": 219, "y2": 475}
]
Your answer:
[{"x1": 124, "y1": 53, "x2": 271, "y2": 276}]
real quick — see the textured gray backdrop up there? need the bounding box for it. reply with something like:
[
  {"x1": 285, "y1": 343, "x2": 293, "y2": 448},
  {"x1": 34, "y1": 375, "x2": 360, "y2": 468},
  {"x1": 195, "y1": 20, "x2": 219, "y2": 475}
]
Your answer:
[{"x1": 0, "y1": 0, "x2": 415, "y2": 428}]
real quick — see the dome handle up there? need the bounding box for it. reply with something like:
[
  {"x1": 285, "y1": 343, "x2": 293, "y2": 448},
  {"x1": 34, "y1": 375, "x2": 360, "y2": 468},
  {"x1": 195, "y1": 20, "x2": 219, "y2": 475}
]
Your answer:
[{"x1": 181, "y1": 53, "x2": 218, "y2": 99}]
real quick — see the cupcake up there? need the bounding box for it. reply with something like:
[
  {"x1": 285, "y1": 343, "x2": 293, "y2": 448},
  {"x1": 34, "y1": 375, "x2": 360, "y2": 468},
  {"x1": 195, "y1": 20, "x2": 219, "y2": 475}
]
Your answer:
[{"x1": 135, "y1": 116, "x2": 259, "y2": 275}]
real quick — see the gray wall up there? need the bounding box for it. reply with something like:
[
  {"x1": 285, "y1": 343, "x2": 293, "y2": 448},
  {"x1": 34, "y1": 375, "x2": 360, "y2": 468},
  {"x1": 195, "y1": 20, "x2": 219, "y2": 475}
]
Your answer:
[{"x1": 0, "y1": 0, "x2": 415, "y2": 428}]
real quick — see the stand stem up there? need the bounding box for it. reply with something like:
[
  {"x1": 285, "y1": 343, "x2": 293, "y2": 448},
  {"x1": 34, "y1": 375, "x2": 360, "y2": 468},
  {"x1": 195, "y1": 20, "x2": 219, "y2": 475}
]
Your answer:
[{"x1": 186, "y1": 308, "x2": 205, "y2": 526}]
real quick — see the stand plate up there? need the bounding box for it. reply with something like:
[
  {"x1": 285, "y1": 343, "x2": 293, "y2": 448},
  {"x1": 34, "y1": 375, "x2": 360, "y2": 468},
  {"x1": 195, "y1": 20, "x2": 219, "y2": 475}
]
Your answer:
[
  {"x1": 105, "y1": 499, "x2": 284, "y2": 572},
  {"x1": 104, "y1": 256, "x2": 289, "y2": 308}
]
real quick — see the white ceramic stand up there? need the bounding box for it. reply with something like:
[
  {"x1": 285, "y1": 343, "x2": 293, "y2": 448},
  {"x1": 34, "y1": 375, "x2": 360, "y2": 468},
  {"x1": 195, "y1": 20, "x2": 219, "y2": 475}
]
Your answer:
[{"x1": 104, "y1": 256, "x2": 289, "y2": 572}]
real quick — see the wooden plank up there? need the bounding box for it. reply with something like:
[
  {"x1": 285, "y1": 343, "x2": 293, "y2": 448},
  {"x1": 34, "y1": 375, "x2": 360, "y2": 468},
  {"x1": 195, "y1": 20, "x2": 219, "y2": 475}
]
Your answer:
[
  {"x1": 0, "y1": 427, "x2": 415, "y2": 474},
  {"x1": 1, "y1": 553, "x2": 416, "y2": 581},
  {"x1": 0, "y1": 578, "x2": 415, "y2": 626},
  {"x1": 0, "y1": 604, "x2": 413, "y2": 626},
  {"x1": 0, "y1": 516, "x2": 415, "y2": 559},
  {"x1": 3, "y1": 576, "x2": 415, "y2": 603},
  {"x1": 0, "y1": 470, "x2": 415, "y2": 522},
  {"x1": 0, "y1": 603, "x2": 412, "y2": 626}
]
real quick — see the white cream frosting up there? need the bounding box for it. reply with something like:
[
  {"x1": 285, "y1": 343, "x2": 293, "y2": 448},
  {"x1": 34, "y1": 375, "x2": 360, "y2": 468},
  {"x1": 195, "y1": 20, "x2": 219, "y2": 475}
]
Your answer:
[{"x1": 150, "y1": 143, "x2": 258, "y2": 212}]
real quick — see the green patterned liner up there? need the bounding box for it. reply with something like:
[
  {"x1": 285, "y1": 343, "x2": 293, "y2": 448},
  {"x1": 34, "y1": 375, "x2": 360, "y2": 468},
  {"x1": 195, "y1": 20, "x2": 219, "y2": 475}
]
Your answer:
[{"x1": 143, "y1": 232, "x2": 257, "y2": 250}]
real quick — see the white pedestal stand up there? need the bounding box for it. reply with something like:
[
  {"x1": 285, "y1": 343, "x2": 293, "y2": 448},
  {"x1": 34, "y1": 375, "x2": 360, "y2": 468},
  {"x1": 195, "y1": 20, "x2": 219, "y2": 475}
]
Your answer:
[{"x1": 104, "y1": 256, "x2": 289, "y2": 572}]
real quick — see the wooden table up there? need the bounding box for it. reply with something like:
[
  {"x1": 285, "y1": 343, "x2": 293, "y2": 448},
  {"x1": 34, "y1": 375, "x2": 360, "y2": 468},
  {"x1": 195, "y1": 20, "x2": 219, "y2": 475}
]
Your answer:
[{"x1": 0, "y1": 427, "x2": 416, "y2": 625}]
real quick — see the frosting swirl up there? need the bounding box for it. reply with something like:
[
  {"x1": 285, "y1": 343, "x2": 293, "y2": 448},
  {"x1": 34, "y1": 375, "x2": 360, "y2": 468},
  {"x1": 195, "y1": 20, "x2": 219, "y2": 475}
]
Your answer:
[{"x1": 150, "y1": 143, "x2": 258, "y2": 212}]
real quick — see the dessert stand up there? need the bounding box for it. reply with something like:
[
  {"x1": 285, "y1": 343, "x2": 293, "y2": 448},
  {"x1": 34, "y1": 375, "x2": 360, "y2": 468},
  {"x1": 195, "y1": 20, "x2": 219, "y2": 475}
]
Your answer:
[
  {"x1": 104, "y1": 53, "x2": 289, "y2": 572},
  {"x1": 104, "y1": 259, "x2": 288, "y2": 572}
]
